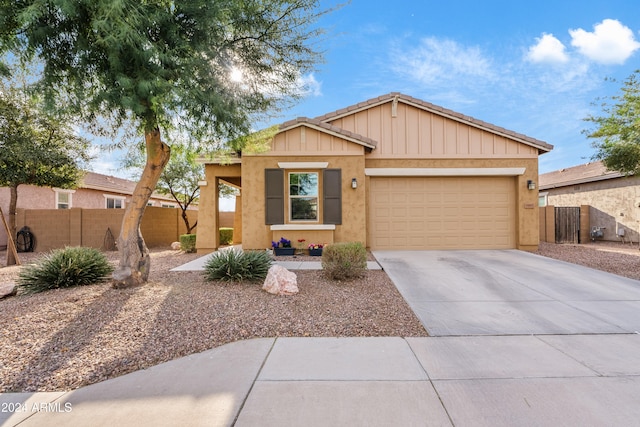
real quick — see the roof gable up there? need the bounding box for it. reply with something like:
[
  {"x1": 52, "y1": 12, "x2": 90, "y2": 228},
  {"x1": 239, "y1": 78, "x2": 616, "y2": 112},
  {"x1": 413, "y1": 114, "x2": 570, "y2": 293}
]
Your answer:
[
  {"x1": 315, "y1": 92, "x2": 553, "y2": 155},
  {"x1": 278, "y1": 117, "x2": 376, "y2": 150},
  {"x1": 268, "y1": 118, "x2": 370, "y2": 156}
]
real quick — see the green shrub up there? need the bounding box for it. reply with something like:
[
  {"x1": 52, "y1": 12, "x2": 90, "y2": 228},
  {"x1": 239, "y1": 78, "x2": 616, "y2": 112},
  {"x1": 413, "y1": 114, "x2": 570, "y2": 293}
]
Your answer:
[
  {"x1": 321, "y1": 242, "x2": 367, "y2": 280},
  {"x1": 18, "y1": 247, "x2": 114, "y2": 294},
  {"x1": 204, "y1": 249, "x2": 272, "y2": 282},
  {"x1": 219, "y1": 227, "x2": 233, "y2": 245},
  {"x1": 180, "y1": 234, "x2": 197, "y2": 253}
]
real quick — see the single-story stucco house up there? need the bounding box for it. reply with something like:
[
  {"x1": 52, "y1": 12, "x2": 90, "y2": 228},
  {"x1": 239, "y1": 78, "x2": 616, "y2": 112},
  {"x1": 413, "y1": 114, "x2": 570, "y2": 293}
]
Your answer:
[
  {"x1": 540, "y1": 160, "x2": 640, "y2": 242},
  {"x1": 196, "y1": 93, "x2": 553, "y2": 253}
]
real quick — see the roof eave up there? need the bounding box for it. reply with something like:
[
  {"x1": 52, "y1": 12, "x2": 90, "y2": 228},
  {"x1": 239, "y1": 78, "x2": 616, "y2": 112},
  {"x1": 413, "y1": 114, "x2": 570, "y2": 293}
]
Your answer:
[{"x1": 539, "y1": 172, "x2": 624, "y2": 190}]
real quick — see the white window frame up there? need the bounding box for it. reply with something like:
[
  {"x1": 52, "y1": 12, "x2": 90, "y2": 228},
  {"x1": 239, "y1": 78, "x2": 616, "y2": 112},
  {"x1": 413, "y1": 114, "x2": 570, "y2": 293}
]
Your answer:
[
  {"x1": 161, "y1": 202, "x2": 177, "y2": 208},
  {"x1": 288, "y1": 171, "x2": 319, "y2": 222},
  {"x1": 54, "y1": 189, "x2": 75, "y2": 209},
  {"x1": 104, "y1": 195, "x2": 126, "y2": 209},
  {"x1": 538, "y1": 192, "x2": 549, "y2": 207}
]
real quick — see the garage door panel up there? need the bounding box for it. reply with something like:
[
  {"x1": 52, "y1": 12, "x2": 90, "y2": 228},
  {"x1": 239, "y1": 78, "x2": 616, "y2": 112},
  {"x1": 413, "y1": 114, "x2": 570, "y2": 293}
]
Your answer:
[{"x1": 369, "y1": 176, "x2": 516, "y2": 250}]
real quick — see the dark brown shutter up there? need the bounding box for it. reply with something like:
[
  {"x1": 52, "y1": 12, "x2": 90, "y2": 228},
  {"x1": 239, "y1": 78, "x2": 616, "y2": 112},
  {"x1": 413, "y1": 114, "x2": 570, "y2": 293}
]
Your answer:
[
  {"x1": 323, "y1": 169, "x2": 342, "y2": 224},
  {"x1": 265, "y1": 169, "x2": 284, "y2": 224}
]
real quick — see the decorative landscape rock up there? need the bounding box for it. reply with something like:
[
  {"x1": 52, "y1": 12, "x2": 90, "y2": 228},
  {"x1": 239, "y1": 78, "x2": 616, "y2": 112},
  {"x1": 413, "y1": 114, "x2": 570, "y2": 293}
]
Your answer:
[
  {"x1": 262, "y1": 265, "x2": 298, "y2": 295},
  {"x1": 0, "y1": 283, "x2": 18, "y2": 299},
  {"x1": 171, "y1": 242, "x2": 181, "y2": 250}
]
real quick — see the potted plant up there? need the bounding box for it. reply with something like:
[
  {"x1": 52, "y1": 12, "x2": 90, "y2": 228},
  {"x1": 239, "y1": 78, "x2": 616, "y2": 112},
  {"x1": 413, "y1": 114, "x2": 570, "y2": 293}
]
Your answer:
[
  {"x1": 272, "y1": 237, "x2": 295, "y2": 256},
  {"x1": 308, "y1": 243, "x2": 324, "y2": 256}
]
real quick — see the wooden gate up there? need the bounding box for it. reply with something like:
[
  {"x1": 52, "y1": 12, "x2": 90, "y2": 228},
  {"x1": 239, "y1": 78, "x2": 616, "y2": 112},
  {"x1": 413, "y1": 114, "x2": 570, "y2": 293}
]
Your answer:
[{"x1": 555, "y1": 207, "x2": 580, "y2": 244}]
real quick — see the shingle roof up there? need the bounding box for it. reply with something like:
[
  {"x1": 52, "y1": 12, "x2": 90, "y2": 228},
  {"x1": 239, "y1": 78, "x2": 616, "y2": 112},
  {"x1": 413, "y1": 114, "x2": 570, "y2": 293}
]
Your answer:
[
  {"x1": 81, "y1": 171, "x2": 138, "y2": 193},
  {"x1": 539, "y1": 161, "x2": 624, "y2": 189},
  {"x1": 81, "y1": 171, "x2": 173, "y2": 200},
  {"x1": 315, "y1": 92, "x2": 553, "y2": 153},
  {"x1": 279, "y1": 117, "x2": 377, "y2": 150}
]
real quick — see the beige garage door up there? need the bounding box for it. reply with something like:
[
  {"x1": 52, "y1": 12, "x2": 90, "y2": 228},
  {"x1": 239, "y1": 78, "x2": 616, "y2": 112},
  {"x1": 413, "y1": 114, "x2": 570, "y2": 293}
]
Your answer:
[{"x1": 369, "y1": 176, "x2": 516, "y2": 250}]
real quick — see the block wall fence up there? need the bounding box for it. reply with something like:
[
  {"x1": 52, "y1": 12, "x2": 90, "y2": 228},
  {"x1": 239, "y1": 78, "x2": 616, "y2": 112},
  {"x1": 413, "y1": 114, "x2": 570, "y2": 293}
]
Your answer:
[{"x1": 13, "y1": 207, "x2": 214, "y2": 252}]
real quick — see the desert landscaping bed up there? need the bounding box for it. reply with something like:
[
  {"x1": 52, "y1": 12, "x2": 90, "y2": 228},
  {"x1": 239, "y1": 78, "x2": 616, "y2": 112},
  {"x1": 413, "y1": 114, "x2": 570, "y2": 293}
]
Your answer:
[
  {"x1": 536, "y1": 240, "x2": 640, "y2": 281},
  {"x1": 0, "y1": 249, "x2": 427, "y2": 392},
  {"x1": 1, "y1": 241, "x2": 639, "y2": 393}
]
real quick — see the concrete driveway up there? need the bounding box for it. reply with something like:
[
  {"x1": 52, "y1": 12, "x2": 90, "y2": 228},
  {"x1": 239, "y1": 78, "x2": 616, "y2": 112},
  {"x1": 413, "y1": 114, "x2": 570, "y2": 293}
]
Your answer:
[{"x1": 373, "y1": 250, "x2": 640, "y2": 336}]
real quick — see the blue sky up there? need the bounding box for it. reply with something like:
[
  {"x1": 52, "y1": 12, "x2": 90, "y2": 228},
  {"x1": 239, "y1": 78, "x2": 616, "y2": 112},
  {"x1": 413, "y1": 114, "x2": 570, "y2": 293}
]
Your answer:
[{"x1": 94, "y1": 0, "x2": 640, "y2": 176}]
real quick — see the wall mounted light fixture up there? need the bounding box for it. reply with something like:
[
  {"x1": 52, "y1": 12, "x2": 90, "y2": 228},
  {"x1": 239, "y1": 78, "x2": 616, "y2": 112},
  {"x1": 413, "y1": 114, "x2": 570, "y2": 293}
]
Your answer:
[
  {"x1": 351, "y1": 178, "x2": 358, "y2": 189},
  {"x1": 527, "y1": 180, "x2": 536, "y2": 190}
]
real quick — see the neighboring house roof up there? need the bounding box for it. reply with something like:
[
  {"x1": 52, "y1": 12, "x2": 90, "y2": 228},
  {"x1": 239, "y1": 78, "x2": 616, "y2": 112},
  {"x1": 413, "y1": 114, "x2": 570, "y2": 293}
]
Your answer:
[
  {"x1": 279, "y1": 117, "x2": 377, "y2": 150},
  {"x1": 81, "y1": 171, "x2": 138, "y2": 193},
  {"x1": 539, "y1": 161, "x2": 624, "y2": 190},
  {"x1": 314, "y1": 92, "x2": 554, "y2": 154},
  {"x1": 81, "y1": 171, "x2": 174, "y2": 201}
]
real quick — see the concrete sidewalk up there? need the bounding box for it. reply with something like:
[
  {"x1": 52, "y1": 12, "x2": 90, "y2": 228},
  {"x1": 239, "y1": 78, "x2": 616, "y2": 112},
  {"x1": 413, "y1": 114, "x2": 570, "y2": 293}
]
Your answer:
[
  {"x1": 3, "y1": 335, "x2": 640, "y2": 426},
  {"x1": 170, "y1": 252, "x2": 382, "y2": 271}
]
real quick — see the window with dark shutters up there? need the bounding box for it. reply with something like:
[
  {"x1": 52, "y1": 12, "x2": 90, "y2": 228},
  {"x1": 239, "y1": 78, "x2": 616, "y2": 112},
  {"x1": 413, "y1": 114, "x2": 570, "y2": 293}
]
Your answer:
[
  {"x1": 265, "y1": 169, "x2": 284, "y2": 224},
  {"x1": 323, "y1": 169, "x2": 342, "y2": 224}
]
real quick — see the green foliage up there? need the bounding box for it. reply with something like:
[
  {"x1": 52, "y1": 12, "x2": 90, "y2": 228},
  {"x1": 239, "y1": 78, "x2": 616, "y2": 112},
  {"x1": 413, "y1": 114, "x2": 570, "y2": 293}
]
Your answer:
[
  {"x1": 0, "y1": 76, "x2": 92, "y2": 266},
  {"x1": 228, "y1": 125, "x2": 280, "y2": 156},
  {"x1": 0, "y1": 82, "x2": 91, "y2": 190},
  {"x1": 123, "y1": 145, "x2": 203, "y2": 233},
  {"x1": 204, "y1": 249, "x2": 272, "y2": 282},
  {"x1": 586, "y1": 70, "x2": 640, "y2": 174},
  {"x1": 219, "y1": 228, "x2": 234, "y2": 245},
  {"x1": 18, "y1": 247, "x2": 114, "y2": 294},
  {"x1": 1, "y1": 0, "x2": 330, "y2": 280},
  {"x1": 321, "y1": 242, "x2": 367, "y2": 280},
  {"x1": 1, "y1": 0, "x2": 328, "y2": 142},
  {"x1": 179, "y1": 234, "x2": 197, "y2": 253}
]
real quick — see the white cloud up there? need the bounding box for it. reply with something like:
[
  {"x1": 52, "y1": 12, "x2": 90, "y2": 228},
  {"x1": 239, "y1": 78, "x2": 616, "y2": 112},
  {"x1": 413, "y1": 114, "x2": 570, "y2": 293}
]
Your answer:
[
  {"x1": 569, "y1": 19, "x2": 640, "y2": 64},
  {"x1": 527, "y1": 33, "x2": 569, "y2": 64},
  {"x1": 297, "y1": 73, "x2": 322, "y2": 97},
  {"x1": 392, "y1": 37, "x2": 494, "y2": 87}
]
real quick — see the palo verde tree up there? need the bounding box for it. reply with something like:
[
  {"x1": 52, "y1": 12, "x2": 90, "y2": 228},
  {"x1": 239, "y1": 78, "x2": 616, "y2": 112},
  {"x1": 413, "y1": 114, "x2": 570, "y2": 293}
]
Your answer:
[
  {"x1": 586, "y1": 70, "x2": 640, "y2": 174},
  {"x1": 1, "y1": 1, "x2": 328, "y2": 286},
  {"x1": 0, "y1": 81, "x2": 91, "y2": 266}
]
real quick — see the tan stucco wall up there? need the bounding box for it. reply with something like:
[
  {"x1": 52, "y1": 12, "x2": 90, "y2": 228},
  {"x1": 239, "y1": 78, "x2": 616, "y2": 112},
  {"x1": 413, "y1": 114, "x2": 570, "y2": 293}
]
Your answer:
[
  {"x1": 196, "y1": 163, "x2": 241, "y2": 253},
  {"x1": 365, "y1": 158, "x2": 540, "y2": 250},
  {"x1": 545, "y1": 176, "x2": 640, "y2": 242},
  {"x1": 240, "y1": 154, "x2": 367, "y2": 251}
]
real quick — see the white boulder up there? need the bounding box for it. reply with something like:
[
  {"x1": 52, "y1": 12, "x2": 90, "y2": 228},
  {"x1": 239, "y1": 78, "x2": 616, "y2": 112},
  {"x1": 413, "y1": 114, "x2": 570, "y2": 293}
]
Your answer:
[
  {"x1": 0, "y1": 283, "x2": 17, "y2": 299},
  {"x1": 262, "y1": 265, "x2": 298, "y2": 295}
]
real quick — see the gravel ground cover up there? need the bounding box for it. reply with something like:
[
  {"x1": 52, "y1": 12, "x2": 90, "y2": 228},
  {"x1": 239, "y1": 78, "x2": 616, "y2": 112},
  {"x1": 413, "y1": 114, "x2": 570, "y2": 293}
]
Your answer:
[
  {"x1": 2, "y1": 241, "x2": 638, "y2": 393},
  {"x1": 0, "y1": 249, "x2": 426, "y2": 392},
  {"x1": 536, "y1": 240, "x2": 640, "y2": 281}
]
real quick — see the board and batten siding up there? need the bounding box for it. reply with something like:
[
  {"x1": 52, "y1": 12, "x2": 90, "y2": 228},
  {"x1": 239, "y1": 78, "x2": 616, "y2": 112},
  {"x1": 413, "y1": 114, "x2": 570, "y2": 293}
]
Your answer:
[{"x1": 326, "y1": 102, "x2": 538, "y2": 159}]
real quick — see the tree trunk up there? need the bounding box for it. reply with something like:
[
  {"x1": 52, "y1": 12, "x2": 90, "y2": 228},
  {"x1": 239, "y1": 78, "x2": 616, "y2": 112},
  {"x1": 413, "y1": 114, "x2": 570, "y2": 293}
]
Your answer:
[
  {"x1": 112, "y1": 128, "x2": 170, "y2": 288},
  {"x1": 181, "y1": 208, "x2": 197, "y2": 234},
  {"x1": 5, "y1": 185, "x2": 18, "y2": 266}
]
